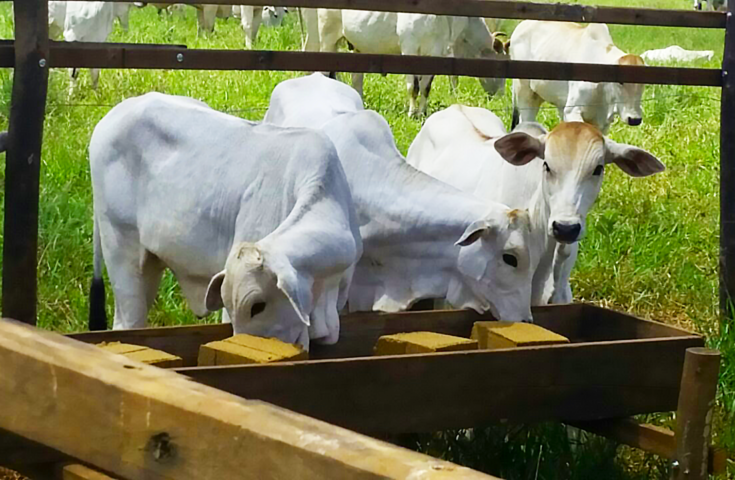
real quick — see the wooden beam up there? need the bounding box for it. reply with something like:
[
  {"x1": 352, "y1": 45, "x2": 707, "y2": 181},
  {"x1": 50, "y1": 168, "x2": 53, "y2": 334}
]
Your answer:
[
  {"x1": 68, "y1": 0, "x2": 727, "y2": 28},
  {"x1": 673, "y1": 348, "x2": 721, "y2": 480},
  {"x1": 571, "y1": 418, "x2": 727, "y2": 476},
  {"x1": 179, "y1": 336, "x2": 703, "y2": 435},
  {"x1": 0, "y1": 43, "x2": 721, "y2": 87},
  {"x1": 2, "y1": 0, "x2": 50, "y2": 324},
  {"x1": 0, "y1": 318, "x2": 497, "y2": 480},
  {"x1": 721, "y1": 0, "x2": 735, "y2": 318}
]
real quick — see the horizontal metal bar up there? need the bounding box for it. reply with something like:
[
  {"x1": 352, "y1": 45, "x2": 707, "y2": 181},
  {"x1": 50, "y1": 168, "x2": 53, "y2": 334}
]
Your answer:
[
  {"x1": 86, "y1": 0, "x2": 726, "y2": 28},
  {"x1": 0, "y1": 44, "x2": 721, "y2": 86}
]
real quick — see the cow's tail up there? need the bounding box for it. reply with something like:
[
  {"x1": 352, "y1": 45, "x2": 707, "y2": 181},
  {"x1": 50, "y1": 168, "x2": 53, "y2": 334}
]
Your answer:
[{"x1": 88, "y1": 215, "x2": 108, "y2": 331}]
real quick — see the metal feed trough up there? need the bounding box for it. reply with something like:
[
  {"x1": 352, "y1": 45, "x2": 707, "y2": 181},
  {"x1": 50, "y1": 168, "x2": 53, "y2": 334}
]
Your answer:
[{"x1": 0, "y1": 0, "x2": 731, "y2": 478}]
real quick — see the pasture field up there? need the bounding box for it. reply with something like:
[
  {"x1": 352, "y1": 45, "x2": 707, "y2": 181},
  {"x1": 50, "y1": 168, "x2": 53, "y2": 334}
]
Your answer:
[{"x1": 0, "y1": 0, "x2": 732, "y2": 477}]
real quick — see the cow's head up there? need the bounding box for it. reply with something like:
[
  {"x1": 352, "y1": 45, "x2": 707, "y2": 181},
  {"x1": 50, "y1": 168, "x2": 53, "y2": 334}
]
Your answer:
[
  {"x1": 611, "y1": 55, "x2": 645, "y2": 127},
  {"x1": 453, "y1": 208, "x2": 536, "y2": 323},
  {"x1": 205, "y1": 242, "x2": 312, "y2": 349},
  {"x1": 454, "y1": 20, "x2": 508, "y2": 98},
  {"x1": 494, "y1": 121, "x2": 665, "y2": 244}
]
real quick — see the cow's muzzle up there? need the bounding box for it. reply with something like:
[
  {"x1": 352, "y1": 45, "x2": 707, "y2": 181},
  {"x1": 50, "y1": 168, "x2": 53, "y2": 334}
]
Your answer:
[
  {"x1": 627, "y1": 117, "x2": 642, "y2": 126},
  {"x1": 552, "y1": 221, "x2": 581, "y2": 244}
]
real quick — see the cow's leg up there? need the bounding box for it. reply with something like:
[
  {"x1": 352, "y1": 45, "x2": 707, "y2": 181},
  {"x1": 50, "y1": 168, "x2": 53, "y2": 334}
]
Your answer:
[
  {"x1": 241, "y1": 6, "x2": 262, "y2": 49},
  {"x1": 90, "y1": 68, "x2": 100, "y2": 90},
  {"x1": 418, "y1": 74, "x2": 434, "y2": 117},
  {"x1": 546, "y1": 242, "x2": 577, "y2": 304},
  {"x1": 514, "y1": 79, "x2": 543, "y2": 124},
  {"x1": 197, "y1": 5, "x2": 217, "y2": 35},
  {"x1": 351, "y1": 72, "x2": 364, "y2": 98},
  {"x1": 106, "y1": 249, "x2": 164, "y2": 330},
  {"x1": 301, "y1": 8, "x2": 320, "y2": 52},
  {"x1": 406, "y1": 75, "x2": 419, "y2": 117}
]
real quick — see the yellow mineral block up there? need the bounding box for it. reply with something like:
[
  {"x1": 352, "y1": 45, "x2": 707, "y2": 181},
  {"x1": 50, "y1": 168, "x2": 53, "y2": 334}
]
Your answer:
[
  {"x1": 97, "y1": 342, "x2": 183, "y2": 368},
  {"x1": 198, "y1": 334, "x2": 308, "y2": 366},
  {"x1": 374, "y1": 332, "x2": 478, "y2": 356},
  {"x1": 471, "y1": 322, "x2": 569, "y2": 349}
]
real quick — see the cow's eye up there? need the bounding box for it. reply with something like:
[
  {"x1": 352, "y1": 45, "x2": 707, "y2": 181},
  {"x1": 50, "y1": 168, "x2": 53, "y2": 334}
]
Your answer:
[
  {"x1": 251, "y1": 302, "x2": 266, "y2": 317},
  {"x1": 593, "y1": 165, "x2": 604, "y2": 176},
  {"x1": 543, "y1": 161, "x2": 551, "y2": 174},
  {"x1": 502, "y1": 254, "x2": 518, "y2": 268}
]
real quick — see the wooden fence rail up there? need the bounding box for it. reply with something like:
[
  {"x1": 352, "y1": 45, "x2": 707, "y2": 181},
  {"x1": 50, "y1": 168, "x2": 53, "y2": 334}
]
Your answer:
[
  {"x1": 0, "y1": 43, "x2": 723, "y2": 87},
  {"x1": 64, "y1": 0, "x2": 727, "y2": 28}
]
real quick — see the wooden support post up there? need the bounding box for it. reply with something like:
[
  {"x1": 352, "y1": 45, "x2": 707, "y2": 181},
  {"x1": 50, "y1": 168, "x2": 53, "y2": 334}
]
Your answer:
[
  {"x1": 0, "y1": 318, "x2": 497, "y2": 480},
  {"x1": 722, "y1": 1, "x2": 735, "y2": 317},
  {"x1": 673, "y1": 348, "x2": 721, "y2": 480},
  {"x1": 2, "y1": 0, "x2": 50, "y2": 325}
]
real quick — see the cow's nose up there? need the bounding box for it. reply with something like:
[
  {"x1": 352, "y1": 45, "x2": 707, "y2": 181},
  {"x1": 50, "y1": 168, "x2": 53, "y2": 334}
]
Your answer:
[
  {"x1": 552, "y1": 222, "x2": 581, "y2": 243},
  {"x1": 522, "y1": 318, "x2": 534, "y2": 324},
  {"x1": 628, "y1": 117, "x2": 642, "y2": 126}
]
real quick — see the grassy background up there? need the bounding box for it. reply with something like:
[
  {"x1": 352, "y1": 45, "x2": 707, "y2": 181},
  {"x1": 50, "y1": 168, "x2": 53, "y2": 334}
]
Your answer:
[{"x1": 0, "y1": 0, "x2": 732, "y2": 477}]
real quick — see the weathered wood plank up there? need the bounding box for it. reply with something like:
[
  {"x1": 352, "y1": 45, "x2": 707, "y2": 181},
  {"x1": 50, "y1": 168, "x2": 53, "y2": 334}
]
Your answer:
[
  {"x1": 179, "y1": 336, "x2": 703, "y2": 435},
  {"x1": 2, "y1": 0, "x2": 50, "y2": 325},
  {"x1": 0, "y1": 318, "x2": 496, "y2": 479},
  {"x1": 69, "y1": 305, "x2": 696, "y2": 364},
  {"x1": 64, "y1": 0, "x2": 727, "y2": 28}
]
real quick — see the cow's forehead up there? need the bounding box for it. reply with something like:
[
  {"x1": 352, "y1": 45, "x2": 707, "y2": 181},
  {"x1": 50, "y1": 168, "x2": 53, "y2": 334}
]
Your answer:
[{"x1": 546, "y1": 122, "x2": 605, "y2": 167}]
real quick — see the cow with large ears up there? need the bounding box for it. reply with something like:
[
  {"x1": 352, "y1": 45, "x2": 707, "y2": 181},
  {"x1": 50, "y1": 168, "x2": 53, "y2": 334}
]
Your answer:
[{"x1": 407, "y1": 105, "x2": 665, "y2": 305}]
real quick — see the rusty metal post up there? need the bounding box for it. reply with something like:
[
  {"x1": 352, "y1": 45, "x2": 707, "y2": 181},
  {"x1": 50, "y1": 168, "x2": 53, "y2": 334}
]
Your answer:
[
  {"x1": 2, "y1": 0, "x2": 50, "y2": 325},
  {"x1": 673, "y1": 348, "x2": 721, "y2": 480},
  {"x1": 721, "y1": 2, "x2": 735, "y2": 318}
]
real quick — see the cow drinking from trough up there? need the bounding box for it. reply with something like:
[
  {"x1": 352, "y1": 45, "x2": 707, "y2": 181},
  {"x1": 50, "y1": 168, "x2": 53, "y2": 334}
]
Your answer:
[
  {"x1": 407, "y1": 104, "x2": 665, "y2": 304},
  {"x1": 510, "y1": 21, "x2": 646, "y2": 134},
  {"x1": 265, "y1": 74, "x2": 538, "y2": 321},
  {"x1": 88, "y1": 93, "x2": 362, "y2": 349}
]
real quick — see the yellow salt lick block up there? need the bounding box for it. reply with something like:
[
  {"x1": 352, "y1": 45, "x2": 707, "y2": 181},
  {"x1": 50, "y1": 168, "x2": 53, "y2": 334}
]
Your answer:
[
  {"x1": 198, "y1": 334, "x2": 308, "y2": 366},
  {"x1": 471, "y1": 321, "x2": 569, "y2": 349},
  {"x1": 97, "y1": 342, "x2": 183, "y2": 368},
  {"x1": 374, "y1": 331, "x2": 478, "y2": 356}
]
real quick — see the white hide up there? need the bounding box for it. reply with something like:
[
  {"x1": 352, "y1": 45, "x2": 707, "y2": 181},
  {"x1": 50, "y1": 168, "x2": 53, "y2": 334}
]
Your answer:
[
  {"x1": 89, "y1": 92, "x2": 362, "y2": 349},
  {"x1": 407, "y1": 104, "x2": 665, "y2": 304},
  {"x1": 265, "y1": 74, "x2": 535, "y2": 322},
  {"x1": 694, "y1": 0, "x2": 727, "y2": 10},
  {"x1": 235, "y1": 6, "x2": 287, "y2": 48},
  {"x1": 510, "y1": 21, "x2": 646, "y2": 134},
  {"x1": 641, "y1": 46, "x2": 714, "y2": 64},
  {"x1": 318, "y1": 11, "x2": 506, "y2": 117}
]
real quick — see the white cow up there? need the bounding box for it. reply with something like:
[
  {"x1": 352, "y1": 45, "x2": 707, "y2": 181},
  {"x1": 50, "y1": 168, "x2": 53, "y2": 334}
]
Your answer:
[
  {"x1": 317, "y1": 11, "x2": 507, "y2": 117},
  {"x1": 234, "y1": 6, "x2": 286, "y2": 48},
  {"x1": 407, "y1": 104, "x2": 665, "y2": 304},
  {"x1": 50, "y1": 2, "x2": 130, "y2": 91},
  {"x1": 265, "y1": 74, "x2": 537, "y2": 321},
  {"x1": 88, "y1": 92, "x2": 362, "y2": 349},
  {"x1": 641, "y1": 46, "x2": 714, "y2": 64},
  {"x1": 510, "y1": 21, "x2": 645, "y2": 134}
]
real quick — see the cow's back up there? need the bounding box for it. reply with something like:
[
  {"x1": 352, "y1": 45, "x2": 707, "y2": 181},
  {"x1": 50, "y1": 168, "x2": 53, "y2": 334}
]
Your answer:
[
  {"x1": 264, "y1": 73, "x2": 364, "y2": 128},
  {"x1": 90, "y1": 92, "x2": 346, "y2": 276},
  {"x1": 510, "y1": 21, "x2": 614, "y2": 63}
]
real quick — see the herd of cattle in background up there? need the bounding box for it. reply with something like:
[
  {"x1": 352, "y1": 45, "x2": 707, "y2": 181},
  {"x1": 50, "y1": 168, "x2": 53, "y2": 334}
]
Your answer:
[{"x1": 38, "y1": 2, "x2": 714, "y2": 348}]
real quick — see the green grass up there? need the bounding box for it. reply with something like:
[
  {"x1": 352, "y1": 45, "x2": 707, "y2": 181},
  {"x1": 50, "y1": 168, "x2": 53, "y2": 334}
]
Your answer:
[{"x1": 0, "y1": 1, "x2": 733, "y2": 478}]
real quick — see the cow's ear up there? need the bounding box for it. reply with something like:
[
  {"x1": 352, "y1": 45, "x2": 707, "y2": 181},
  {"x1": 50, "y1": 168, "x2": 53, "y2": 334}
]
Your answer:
[
  {"x1": 604, "y1": 138, "x2": 665, "y2": 177},
  {"x1": 205, "y1": 270, "x2": 226, "y2": 312},
  {"x1": 492, "y1": 36, "x2": 504, "y2": 55},
  {"x1": 456, "y1": 219, "x2": 492, "y2": 247},
  {"x1": 494, "y1": 131, "x2": 545, "y2": 166},
  {"x1": 266, "y1": 252, "x2": 313, "y2": 327}
]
